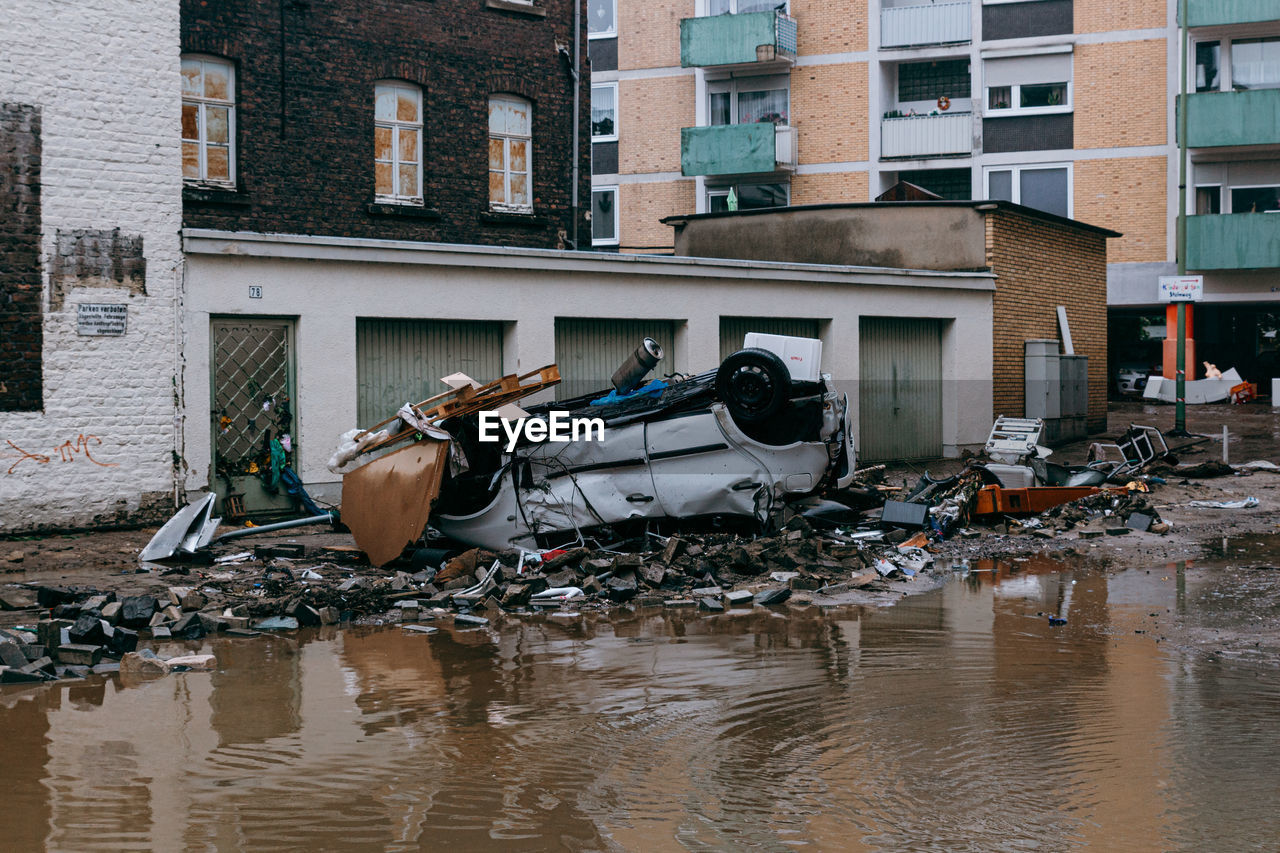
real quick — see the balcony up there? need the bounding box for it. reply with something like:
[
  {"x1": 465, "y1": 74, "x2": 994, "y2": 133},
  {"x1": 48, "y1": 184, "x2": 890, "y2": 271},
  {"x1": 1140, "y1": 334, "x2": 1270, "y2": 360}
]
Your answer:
[
  {"x1": 681, "y1": 124, "x2": 797, "y2": 177},
  {"x1": 1187, "y1": 213, "x2": 1280, "y2": 270},
  {"x1": 1187, "y1": 0, "x2": 1280, "y2": 28},
  {"x1": 1185, "y1": 89, "x2": 1280, "y2": 148},
  {"x1": 881, "y1": 112, "x2": 972, "y2": 159},
  {"x1": 881, "y1": 2, "x2": 971, "y2": 48},
  {"x1": 680, "y1": 11, "x2": 797, "y2": 69}
]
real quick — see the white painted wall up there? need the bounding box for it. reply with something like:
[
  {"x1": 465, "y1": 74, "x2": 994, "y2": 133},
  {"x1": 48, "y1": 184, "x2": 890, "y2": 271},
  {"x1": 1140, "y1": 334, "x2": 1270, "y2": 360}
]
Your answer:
[
  {"x1": 183, "y1": 233, "x2": 995, "y2": 504},
  {"x1": 0, "y1": 0, "x2": 182, "y2": 533}
]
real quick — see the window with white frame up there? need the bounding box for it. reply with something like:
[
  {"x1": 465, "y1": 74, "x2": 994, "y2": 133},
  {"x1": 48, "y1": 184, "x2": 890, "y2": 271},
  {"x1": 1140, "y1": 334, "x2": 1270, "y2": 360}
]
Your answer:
[
  {"x1": 1232, "y1": 37, "x2": 1280, "y2": 90},
  {"x1": 984, "y1": 53, "x2": 1072, "y2": 116},
  {"x1": 1232, "y1": 185, "x2": 1280, "y2": 213},
  {"x1": 374, "y1": 81, "x2": 423, "y2": 204},
  {"x1": 588, "y1": 0, "x2": 615, "y2": 37},
  {"x1": 181, "y1": 55, "x2": 236, "y2": 186},
  {"x1": 984, "y1": 164, "x2": 1070, "y2": 218},
  {"x1": 708, "y1": 75, "x2": 790, "y2": 126},
  {"x1": 707, "y1": 181, "x2": 789, "y2": 212},
  {"x1": 707, "y1": 0, "x2": 788, "y2": 14},
  {"x1": 591, "y1": 83, "x2": 617, "y2": 141},
  {"x1": 592, "y1": 186, "x2": 619, "y2": 245},
  {"x1": 1195, "y1": 184, "x2": 1221, "y2": 215},
  {"x1": 489, "y1": 95, "x2": 532, "y2": 212}
]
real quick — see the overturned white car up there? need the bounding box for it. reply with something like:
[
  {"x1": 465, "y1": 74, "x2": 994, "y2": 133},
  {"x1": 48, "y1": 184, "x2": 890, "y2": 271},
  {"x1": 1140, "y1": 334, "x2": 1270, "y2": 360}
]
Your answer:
[{"x1": 430, "y1": 341, "x2": 856, "y2": 551}]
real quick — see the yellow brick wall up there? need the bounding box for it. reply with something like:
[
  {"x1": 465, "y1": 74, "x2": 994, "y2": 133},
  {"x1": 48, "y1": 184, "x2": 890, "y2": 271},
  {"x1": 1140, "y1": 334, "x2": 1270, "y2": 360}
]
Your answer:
[
  {"x1": 1074, "y1": 0, "x2": 1165, "y2": 34},
  {"x1": 620, "y1": 180, "x2": 697, "y2": 251},
  {"x1": 986, "y1": 211, "x2": 1110, "y2": 431},
  {"x1": 790, "y1": 170, "x2": 869, "y2": 206},
  {"x1": 791, "y1": 0, "x2": 867, "y2": 55},
  {"x1": 618, "y1": 77, "x2": 696, "y2": 175},
  {"x1": 619, "y1": 0, "x2": 693, "y2": 71},
  {"x1": 1074, "y1": 156, "x2": 1167, "y2": 263},
  {"x1": 792, "y1": 62, "x2": 869, "y2": 165},
  {"x1": 1074, "y1": 41, "x2": 1166, "y2": 149}
]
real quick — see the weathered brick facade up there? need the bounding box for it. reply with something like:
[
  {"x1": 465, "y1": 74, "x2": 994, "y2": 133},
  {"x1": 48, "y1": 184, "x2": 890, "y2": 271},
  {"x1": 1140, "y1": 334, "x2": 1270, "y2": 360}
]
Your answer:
[
  {"x1": 181, "y1": 0, "x2": 591, "y2": 249},
  {"x1": 986, "y1": 209, "x2": 1110, "y2": 432},
  {"x1": 1, "y1": 0, "x2": 183, "y2": 532}
]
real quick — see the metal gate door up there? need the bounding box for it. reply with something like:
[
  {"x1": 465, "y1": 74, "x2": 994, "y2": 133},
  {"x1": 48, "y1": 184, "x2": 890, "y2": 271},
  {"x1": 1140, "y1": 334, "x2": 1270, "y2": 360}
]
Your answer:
[
  {"x1": 211, "y1": 318, "x2": 297, "y2": 517},
  {"x1": 356, "y1": 319, "x2": 504, "y2": 428},
  {"x1": 859, "y1": 317, "x2": 943, "y2": 461},
  {"x1": 719, "y1": 316, "x2": 821, "y2": 362},
  {"x1": 554, "y1": 318, "x2": 677, "y2": 400}
]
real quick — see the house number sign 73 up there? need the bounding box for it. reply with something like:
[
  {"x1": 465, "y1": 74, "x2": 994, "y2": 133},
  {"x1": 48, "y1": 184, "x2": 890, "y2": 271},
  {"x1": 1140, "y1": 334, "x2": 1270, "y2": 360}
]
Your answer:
[{"x1": 249, "y1": 286, "x2": 263, "y2": 299}]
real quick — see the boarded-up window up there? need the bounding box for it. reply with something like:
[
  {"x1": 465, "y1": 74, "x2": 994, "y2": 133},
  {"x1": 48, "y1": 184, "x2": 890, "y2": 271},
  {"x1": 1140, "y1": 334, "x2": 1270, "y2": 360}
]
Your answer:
[
  {"x1": 374, "y1": 82, "x2": 423, "y2": 203},
  {"x1": 489, "y1": 95, "x2": 532, "y2": 212},
  {"x1": 181, "y1": 55, "x2": 235, "y2": 185}
]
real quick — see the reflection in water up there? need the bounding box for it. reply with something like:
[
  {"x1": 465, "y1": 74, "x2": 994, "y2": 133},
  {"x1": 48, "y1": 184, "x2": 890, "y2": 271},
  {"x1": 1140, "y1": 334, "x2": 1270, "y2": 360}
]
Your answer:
[{"x1": 2, "y1": 558, "x2": 1279, "y2": 851}]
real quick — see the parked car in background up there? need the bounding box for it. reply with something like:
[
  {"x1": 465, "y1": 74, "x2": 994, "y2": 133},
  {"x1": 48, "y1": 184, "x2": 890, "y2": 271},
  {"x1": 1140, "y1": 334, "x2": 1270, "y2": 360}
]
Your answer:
[{"x1": 1115, "y1": 363, "x2": 1157, "y2": 396}]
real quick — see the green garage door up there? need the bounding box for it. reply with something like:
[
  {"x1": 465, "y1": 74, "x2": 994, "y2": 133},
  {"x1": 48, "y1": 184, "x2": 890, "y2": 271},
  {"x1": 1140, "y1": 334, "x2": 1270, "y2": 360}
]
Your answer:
[
  {"x1": 554, "y1": 318, "x2": 678, "y2": 400},
  {"x1": 719, "y1": 316, "x2": 822, "y2": 362},
  {"x1": 356, "y1": 319, "x2": 504, "y2": 428},
  {"x1": 859, "y1": 317, "x2": 943, "y2": 461}
]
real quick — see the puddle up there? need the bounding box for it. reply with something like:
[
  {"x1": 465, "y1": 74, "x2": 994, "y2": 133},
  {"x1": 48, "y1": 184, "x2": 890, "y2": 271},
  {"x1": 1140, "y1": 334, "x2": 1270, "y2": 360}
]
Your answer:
[{"x1": 3, "y1": 554, "x2": 1280, "y2": 850}]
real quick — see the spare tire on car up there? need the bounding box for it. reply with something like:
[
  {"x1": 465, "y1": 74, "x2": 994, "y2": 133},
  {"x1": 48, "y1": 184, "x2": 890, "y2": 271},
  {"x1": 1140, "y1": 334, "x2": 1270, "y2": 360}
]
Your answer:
[{"x1": 715, "y1": 347, "x2": 791, "y2": 424}]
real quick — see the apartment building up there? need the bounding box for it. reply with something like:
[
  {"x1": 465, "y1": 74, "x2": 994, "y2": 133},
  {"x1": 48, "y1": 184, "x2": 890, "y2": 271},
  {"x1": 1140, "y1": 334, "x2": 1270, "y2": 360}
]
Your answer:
[{"x1": 589, "y1": 0, "x2": 1277, "y2": 391}]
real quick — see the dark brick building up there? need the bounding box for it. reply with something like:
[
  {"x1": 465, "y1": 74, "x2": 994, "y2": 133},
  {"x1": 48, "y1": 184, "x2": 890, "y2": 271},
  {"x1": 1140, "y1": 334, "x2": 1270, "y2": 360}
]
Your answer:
[{"x1": 181, "y1": 0, "x2": 591, "y2": 249}]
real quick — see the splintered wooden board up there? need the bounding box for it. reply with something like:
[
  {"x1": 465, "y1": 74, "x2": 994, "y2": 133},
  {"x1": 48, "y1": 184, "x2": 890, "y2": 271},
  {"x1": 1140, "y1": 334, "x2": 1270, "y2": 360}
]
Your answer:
[{"x1": 341, "y1": 439, "x2": 449, "y2": 567}]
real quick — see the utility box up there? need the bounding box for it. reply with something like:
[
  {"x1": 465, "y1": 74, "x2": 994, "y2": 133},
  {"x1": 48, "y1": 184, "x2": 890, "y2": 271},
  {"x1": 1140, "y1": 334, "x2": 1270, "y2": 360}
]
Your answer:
[
  {"x1": 1025, "y1": 339, "x2": 1061, "y2": 420},
  {"x1": 1026, "y1": 339, "x2": 1088, "y2": 444}
]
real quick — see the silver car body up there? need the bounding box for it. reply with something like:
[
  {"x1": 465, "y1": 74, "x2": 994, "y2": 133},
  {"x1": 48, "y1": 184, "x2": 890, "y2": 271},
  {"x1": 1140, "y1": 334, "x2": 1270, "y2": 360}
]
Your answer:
[{"x1": 435, "y1": 383, "x2": 855, "y2": 551}]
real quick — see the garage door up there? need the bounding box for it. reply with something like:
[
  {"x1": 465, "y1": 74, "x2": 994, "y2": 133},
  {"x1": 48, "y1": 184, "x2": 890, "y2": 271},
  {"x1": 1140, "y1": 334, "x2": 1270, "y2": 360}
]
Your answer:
[
  {"x1": 859, "y1": 317, "x2": 943, "y2": 461},
  {"x1": 356, "y1": 319, "x2": 504, "y2": 428},
  {"x1": 719, "y1": 316, "x2": 822, "y2": 362},
  {"x1": 554, "y1": 318, "x2": 678, "y2": 400}
]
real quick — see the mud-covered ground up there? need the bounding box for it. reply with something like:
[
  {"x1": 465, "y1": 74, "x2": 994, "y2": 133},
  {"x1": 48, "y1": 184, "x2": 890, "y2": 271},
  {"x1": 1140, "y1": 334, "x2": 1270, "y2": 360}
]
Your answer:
[{"x1": 3, "y1": 400, "x2": 1277, "y2": 665}]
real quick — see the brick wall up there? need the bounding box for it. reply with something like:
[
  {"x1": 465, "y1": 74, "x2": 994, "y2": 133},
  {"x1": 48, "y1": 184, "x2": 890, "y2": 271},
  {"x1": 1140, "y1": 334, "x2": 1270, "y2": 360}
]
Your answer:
[
  {"x1": 0, "y1": 104, "x2": 42, "y2": 413},
  {"x1": 793, "y1": 63, "x2": 869, "y2": 165},
  {"x1": 1074, "y1": 41, "x2": 1166, "y2": 149},
  {"x1": 181, "y1": 0, "x2": 590, "y2": 250},
  {"x1": 1074, "y1": 0, "x2": 1165, "y2": 34},
  {"x1": 620, "y1": 180, "x2": 696, "y2": 251},
  {"x1": 792, "y1": 0, "x2": 868, "y2": 54},
  {"x1": 619, "y1": 76, "x2": 695, "y2": 175},
  {"x1": 790, "y1": 170, "x2": 869, "y2": 206},
  {"x1": 1075, "y1": 155, "x2": 1167, "y2": 263},
  {"x1": 987, "y1": 210, "x2": 1110, "y2": 432},
  {"x1": 619, "y1": 0, "x2": 691, "y2": 71},
  {"x1": 0, "y1": 0, "x2": 182, "y2": 532}
]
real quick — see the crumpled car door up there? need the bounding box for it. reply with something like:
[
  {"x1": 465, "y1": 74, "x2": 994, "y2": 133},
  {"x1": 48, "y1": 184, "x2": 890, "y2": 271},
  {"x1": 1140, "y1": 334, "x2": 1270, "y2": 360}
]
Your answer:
[
  {"x1": 644, "y1": 410, "x2": 770, "y2": 519},
  {"x1": 520, "y1": 420, "x2": 663, "y2": 531}
]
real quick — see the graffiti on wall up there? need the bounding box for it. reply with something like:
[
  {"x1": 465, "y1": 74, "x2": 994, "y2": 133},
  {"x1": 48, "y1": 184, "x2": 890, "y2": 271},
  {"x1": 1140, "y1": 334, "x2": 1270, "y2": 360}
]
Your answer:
[{"x1": 2, "y1": 435, "x2": 118, "y2": 474}]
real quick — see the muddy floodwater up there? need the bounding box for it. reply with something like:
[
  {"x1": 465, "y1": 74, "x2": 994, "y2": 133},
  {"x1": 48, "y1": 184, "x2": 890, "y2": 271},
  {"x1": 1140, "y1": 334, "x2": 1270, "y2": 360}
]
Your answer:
[{"x1": 4, "y1": 554, "x2": 1280, "y2": 852}]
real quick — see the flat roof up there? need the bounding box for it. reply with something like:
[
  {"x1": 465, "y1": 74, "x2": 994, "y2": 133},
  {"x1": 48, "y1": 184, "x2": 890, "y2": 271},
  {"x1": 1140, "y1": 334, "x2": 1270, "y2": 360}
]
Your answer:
[{"x1": 661, "y1": 199, "x2": 1123, "y2": 239}]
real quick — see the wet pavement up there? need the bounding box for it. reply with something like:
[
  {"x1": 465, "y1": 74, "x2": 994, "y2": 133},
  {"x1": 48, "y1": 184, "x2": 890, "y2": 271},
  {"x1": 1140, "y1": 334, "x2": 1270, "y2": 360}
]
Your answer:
[{"x1": 3, "y1": 551, "x2": 1280, "y2": 851}]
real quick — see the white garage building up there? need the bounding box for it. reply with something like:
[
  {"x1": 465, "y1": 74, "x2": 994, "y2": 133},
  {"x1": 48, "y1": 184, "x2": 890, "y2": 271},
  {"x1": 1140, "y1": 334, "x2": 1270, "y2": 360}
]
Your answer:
[{"x1": 181, "y1": 231, "x2": 995, "y2": 512}]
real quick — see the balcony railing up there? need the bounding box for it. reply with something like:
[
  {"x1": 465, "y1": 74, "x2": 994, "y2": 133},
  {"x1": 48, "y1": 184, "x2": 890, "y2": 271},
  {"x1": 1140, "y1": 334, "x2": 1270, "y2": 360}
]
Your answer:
[
  {"x1": 1187, "y1": 213, "x2": 1280, "y2": 270},
  {"x1": 681, "y1": 123, "x2": 797, "y2": 177},
  {"x1": 1184, "y1": 88, "x2": 1280, "y2": 148},
  {"x1": 680, "y1": 11, "x2": 797, "y2": 69},
  {"x1": 881, "y1": 112, "x2": 972, "y2": 159},
  {"x1": 881, "y1": 2, "x2": 970, "y2": 48},
  {"x1": 1187, "y1": 0, "x2": 1280, "y2": 28}
]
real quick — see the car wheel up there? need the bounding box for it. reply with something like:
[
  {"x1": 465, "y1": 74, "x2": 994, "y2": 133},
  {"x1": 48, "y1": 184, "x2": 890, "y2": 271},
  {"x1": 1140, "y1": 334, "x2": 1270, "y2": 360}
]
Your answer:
[{"x1": 716, "y1": 347, "x2": 790, "y2": 424}]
